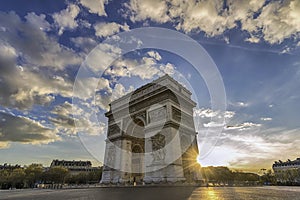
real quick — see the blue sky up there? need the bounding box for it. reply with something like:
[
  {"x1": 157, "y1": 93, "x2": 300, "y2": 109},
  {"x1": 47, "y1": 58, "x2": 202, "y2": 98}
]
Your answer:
[{"x1": 0, "y1": 0, "x2": 299, "y2": 172}]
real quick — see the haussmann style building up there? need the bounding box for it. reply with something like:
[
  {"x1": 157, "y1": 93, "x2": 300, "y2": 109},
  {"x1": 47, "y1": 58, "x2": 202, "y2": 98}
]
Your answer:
[
  {"x1": 101, "y1": 75, "x2": 202, "y2": 185},
  {"x1": 50, "y1": 159, "x2": 101, "y2": 175},
  {"x1": 273, "y1": 158, "x2": 300, "y2": 183}
]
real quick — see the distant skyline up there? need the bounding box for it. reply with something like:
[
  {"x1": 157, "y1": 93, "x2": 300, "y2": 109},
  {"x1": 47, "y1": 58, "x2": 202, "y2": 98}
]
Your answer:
[{"x1": 0, "y1": 0, "x2": 300, "y2": 173}]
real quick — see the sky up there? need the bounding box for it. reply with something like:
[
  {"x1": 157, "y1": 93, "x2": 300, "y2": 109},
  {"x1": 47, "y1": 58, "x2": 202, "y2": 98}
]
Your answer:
[{"x1": 0, "y1": 0, "x2": 299, "y2": 173}]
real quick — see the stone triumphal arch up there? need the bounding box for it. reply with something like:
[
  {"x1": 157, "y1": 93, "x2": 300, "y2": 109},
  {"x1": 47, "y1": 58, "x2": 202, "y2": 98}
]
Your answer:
[{"x1": 101, "y1": 75, "x2": 201, "y2": 184}]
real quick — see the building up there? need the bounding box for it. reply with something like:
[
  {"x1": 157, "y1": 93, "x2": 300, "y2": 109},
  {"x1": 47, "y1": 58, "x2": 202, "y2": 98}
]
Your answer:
[
  {"x1": 101, "y1": 75, "x2": 201, "y2": 185},
  {"x1": 273, "y1": 158, "x2": 300, "y2": 183},
  {"x1": 50, "y1": 159, "x2": 100, "y2": 175},
  {"x1": 0, "y1": 163, "x2": 21, "y2": 171}
]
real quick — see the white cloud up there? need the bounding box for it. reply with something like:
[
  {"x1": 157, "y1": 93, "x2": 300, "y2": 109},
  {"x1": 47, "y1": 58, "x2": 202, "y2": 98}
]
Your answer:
[
  {"x1": 124, "y1": 0, "x2": 300, "y2": 44},
  {"x1": 84, "y1": 43, "x2": 122, "y2": 73},
  {"x1": 125, "y1": 0, "x2": 170, "y2": 23},
  {"x1": 74, "y1": 77, "x2": 111, "y2": 100},
  {"x1": 254, "y1": 0, "x2": 300, "y2": 44},
  {"x1": 79, "y1": 0, "x2": 107, "y2": 16},
  {"x1": 0, "y1": 11, "x2": 82, "y2": 71},
  {"x1": 25, "y1": 12, "x2": 51, "y2": 31},
  {"x1": 50, "y1": 101, "x2": 106, "y2": 136},
  {"x1": 0, "y1": 111, "x2": 60, "y2": 146},
  {"x1": 95, "y1": 83, "x2": 134, "y2": 111},
  {"x1": 0, "y1": 141, "x2": 10, "y2": 149},
  {"x1": 245, "y1": 35, "x2": 260, "y2": 43},
  {"x1": 70, "y1": 36, "x2": 97, "y2": 53},
  {"x1": 260, "y1": 117, "x2": 272, "y2": 121},
  {"x1": 0, "y1": 59, "x2": 74, "y2": 109},
  {"x1": 224, "y1": 111, "x2": 235, "y2": 119},
  {"x1": 194, "y1": 108, "x2": 224, "y2": 118},
  {"x1": 203, "y1": 121, "x2": 225, "y2": 128},
  {"x1": 159, "y1": 63, "x2": 175, "y2": 75},
  {"x1": 193, "y1": 108, "x2": 235, "y2": 132},
  {"x1": 147, "y1": 51, "x2": 162, "y2": 61},
  {"x1": 216, "y1": 127, "x2": 300, "y2": 171},
  {"x1": 230, "y1": 101, "x2": 249, "y2": 108},
  {"x1": 175, "y1": 0, "x2": 234, "y2": 36},
  {"x1": 94, "y1": 22, "x2": 130, "y2": 38},
  {"x1": 78, "y1": 19, "x2": 91, "y2": 28},
  {"x1": 104, "y1": 53, "x2": 177, "y2": 80},
  {"x1": 0, "y1": 11, "x2": 79, "y2": 109},
  {"x1": 225, "y1": 122, "x2": 261, "y2": 131},
  {"x1": 0, "y1": 42, "x2": 17, "y2": 59},
  {"x1": 104, "y1": 53, "x2": 168, "y2": 80},
  {"x1": 52, "y1": 4, "x2": 80, "y2": 35}
]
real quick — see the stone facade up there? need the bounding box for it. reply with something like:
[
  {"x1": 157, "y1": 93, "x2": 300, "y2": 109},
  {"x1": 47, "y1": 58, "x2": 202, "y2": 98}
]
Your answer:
[
  {"x1": 50, "y1": 160, "x2": 100, "y2": 175},
  {"x1": 101, "y1": 75, "x2": 201, "y2": 184},
  {"x1": 273, "y1": 158, "x2": 300, "y2": 183}
]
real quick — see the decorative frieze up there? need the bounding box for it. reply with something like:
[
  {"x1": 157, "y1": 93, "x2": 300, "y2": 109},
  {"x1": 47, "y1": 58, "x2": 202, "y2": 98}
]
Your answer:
[{"x1": 148, "y1": 106, "x2": 167, "y2": 124}]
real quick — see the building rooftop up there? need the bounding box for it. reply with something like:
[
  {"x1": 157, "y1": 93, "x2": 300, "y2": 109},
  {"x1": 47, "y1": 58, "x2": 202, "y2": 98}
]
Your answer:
[
  {"x1": 273, "y1": 158, "x2": 300, "y2": 167},
  {"x1": 50, "y1": 159, "x2": 92, "y2": 167}
]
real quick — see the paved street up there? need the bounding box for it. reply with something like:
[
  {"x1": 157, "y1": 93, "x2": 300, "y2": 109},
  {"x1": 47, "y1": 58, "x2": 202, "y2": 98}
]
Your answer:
[{"x1": 1, "y1": 186, "x2": 300, "y2": 200}]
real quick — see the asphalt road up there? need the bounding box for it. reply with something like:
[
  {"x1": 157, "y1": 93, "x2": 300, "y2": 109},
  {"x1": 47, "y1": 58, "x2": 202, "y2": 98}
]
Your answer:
[{"x1": 1, "y1": 186, "x2": 300, "y2": 200}]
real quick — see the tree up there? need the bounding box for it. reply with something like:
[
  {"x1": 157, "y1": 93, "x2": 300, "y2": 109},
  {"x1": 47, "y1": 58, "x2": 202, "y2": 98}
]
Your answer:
[
  {"x1": 25, "y1": 164, "x2": 43, "y2": 188},
  {"x1": 260, "y1": 169, "x2": 276, "y2": 185},
  {"x1": 0, "y1": 170, "x2": 11, "y2": 189},
  {"x1": 10, "y1": 168, "x2": 26, "y2": 189},
  {"x1": 42, "y1": 166, "x2": 68, "y2": 184}
]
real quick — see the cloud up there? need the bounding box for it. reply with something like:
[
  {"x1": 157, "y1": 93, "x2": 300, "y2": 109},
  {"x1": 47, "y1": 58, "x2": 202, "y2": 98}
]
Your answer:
[
  {"x1": 160, "y1": 63, "x2": 175, "y2": 75},
  {"x1": 79, "y1": 0, "x2": 107, "y2": 16},
  {"x1": 52, "y1": 4, "x2": 80, "y2": 35},
  {"x1": 25, "y1": 12, "x2": 50, "y2": 31},
  {"x1": 194, "y1": 108, "x2": 235, "y2": 119},
  {"x1": 0, "y1": 11, "x2": 82, "y2": 70},
  {"x1": 103, "y1": 51, "x2": 177, "y2": 80},
  {"x1": 203, "y1": 121, "x2": 225, "y2": 128},
  {"x1": 260, "y1": 117, "x2": 272, "y2": 121},
  {"x1": 124, "y1": 0, "x2": 300, "y2": 44},
  {"x1": 230, "y1": 101, "x2": 249, "y2": 108},
  {"x1": 174, "y1": 0, "x2": 235, "y2": 36},
  {"x1": 73, "y1": 77, "x2": 111, "y2": 101},
  {"x1": 219, "y1": 127, "x2": 300, "y2": 171},
  {"x1": 0, "y1": 42, "x2": 17, "y2": 59},
  {"x1": 0, "y1": 11, "x2": 83, "y2": 109},
  {"x1": 94, "y1": 22, "x2": 130, "y2": 38},
  {"x1": 0, "y1": 111, "x2": 59, "y2": 148},
  {"x1": 194, "y1": 108, "x2": 219, "y2": 118},
  {"x1": 224, "y1": 111, "x2": 235, "y2": 119},
  {"x1": 225, "y1": 122, "x2": 261, "y2": 131},
  {"x1": 0, "y1": 59, "x2": 73, "y2": 109},
  {"x1": 84, "y1": 43, "x2": 122, "y2": 74},
  {"x1": 251, "y1": 0, "x2": 300, "y2": 44},
  {"x1": 200, "y1": 121, "x2": 299, "y2": 171},
  {"x1": 70, "y1": 36, "x2": 98, "y2": 53},
  {"x1": 147, "y1": 51, "x2": 162, "y2": 61},
  {"x1": 0, "y1": 141, "x2": 10, "y2": 149},
  {"x1": 49, "y1": 101, "x2": 106, "y2": 136},
  {"x1": 124, "y1": 0, "x2": 170, "y2": 23},
  {"x1": 95, "y1": 83, "x2": 134, "y2": 111}
]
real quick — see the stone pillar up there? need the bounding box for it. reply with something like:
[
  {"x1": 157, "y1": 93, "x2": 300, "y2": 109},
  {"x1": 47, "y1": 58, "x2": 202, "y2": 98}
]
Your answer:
[
  {"x1": 143, "y1": 127, "x2": 185, "y2": 183},
  {"x1": 119, "y1": 140, "x2": 132, "y2": 184},
  {"x1": 100, "y1": 141, "x2": 116, "y2": 184}
]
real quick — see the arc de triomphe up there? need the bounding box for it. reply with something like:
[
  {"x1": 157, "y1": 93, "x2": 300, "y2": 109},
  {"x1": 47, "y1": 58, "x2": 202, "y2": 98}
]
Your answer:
[{"x1": 101, "y1": 75, "x2": 201, "y2": 184}]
